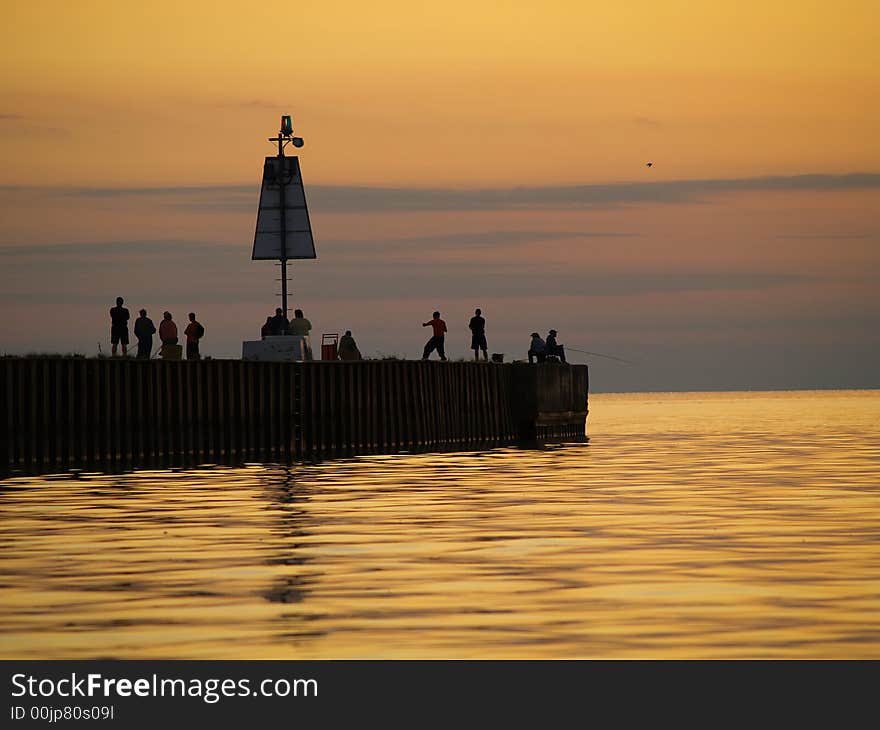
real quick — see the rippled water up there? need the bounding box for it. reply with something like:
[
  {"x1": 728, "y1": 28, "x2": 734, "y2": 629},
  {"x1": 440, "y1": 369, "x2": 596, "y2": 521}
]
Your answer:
[{"x1": 2, "y1": 390, "x2": 879, "y2": 658}]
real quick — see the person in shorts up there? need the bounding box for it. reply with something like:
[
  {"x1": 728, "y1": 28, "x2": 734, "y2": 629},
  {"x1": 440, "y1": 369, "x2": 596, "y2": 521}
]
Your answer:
[
  {"x1": 421, "y1": 311, "x2": 448, "y2": 361},
  {"x1": 468, "y1": 308, "x2": 488, "y2": 361},
  {"x1": 109, "y1": 296, "x2": 130, "y2": 357}
]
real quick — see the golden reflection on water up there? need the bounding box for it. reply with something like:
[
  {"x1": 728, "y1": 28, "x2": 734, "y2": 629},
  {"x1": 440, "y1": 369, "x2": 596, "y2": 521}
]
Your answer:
[{"x1": 2, "y1": 390, "x2": 879, "y2": 658}]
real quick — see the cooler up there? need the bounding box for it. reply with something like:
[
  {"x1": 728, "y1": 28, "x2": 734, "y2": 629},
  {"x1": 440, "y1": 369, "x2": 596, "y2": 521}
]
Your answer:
[{"x1": 160, "y1": 344, "x2": 183, "y2": 361}]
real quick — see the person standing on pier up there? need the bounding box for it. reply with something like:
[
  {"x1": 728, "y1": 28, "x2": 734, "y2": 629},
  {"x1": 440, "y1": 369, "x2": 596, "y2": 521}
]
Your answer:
[
  {"x1": 184, "y1": 312, "x2": 205, "y2": 360},
  {"x1": 468, "y1": 308, "x2": 488, "y2": 361},
  {"x1": 109, "y1": 296, "x2": 130, "y2": 357},
  {"x1": 422, "y1": 311, "x2": 448, "y2": 361},
  {"x1": 159, "y1": 311, "x2": 178, "y2": 346},
  {"x1": 289, "y1": 309, "x2": 313, "y2": 359},
  {"x1": 133, "y1": 309, "x2": 156, "y2": 359},
  {"x1": 289, "y1": 309, "x2": 312, "y2": 336}
]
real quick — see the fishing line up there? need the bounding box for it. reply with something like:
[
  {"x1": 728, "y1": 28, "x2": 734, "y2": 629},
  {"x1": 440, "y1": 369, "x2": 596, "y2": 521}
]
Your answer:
[{"x1": 566, "y1": 347, "x2": 638, "y2": 365}]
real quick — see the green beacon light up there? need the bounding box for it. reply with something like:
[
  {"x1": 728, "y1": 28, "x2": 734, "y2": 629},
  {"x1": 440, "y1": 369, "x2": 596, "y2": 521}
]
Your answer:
[{"x1": 280, "y1": 115, "x2": 293, "y2": 136}]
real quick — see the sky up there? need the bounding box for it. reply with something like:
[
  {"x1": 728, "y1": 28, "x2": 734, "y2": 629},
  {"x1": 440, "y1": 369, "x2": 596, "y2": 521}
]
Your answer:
[{"x1": 1, "y1": 0, "x2": 878, "y2": 391}]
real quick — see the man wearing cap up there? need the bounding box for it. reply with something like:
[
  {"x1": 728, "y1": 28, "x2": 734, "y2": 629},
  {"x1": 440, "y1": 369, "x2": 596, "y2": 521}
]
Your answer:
[{"x1": 545, "y1": 329, "x2": 566, "y2": 363}]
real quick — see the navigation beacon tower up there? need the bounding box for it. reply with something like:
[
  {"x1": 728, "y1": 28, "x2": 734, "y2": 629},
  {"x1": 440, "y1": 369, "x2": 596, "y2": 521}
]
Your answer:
[{"x1": 252, "y1": 115, "x2": 316, "y2": 318}]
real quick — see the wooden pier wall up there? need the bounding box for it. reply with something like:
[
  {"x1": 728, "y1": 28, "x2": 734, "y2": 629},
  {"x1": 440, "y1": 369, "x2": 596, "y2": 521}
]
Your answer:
[{"x1": 1, "y1": 359, "x2": 588, "y2": 474}]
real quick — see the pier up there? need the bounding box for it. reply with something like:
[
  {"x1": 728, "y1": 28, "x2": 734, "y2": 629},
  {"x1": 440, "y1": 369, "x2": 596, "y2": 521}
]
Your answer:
[{"x1": 1, "y1": 359, "x2": 588, "y2": 474}]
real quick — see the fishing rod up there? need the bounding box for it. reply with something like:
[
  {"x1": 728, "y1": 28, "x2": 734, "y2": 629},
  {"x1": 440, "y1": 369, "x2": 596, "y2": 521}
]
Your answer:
[{"x1": 565, "y1": 347, "x2": 638, "y2": 365}]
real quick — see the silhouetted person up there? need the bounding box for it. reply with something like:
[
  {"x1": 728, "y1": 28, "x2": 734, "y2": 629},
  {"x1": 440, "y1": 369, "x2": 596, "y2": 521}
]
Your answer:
[
  {"x1": 133, "y1": 308, "x2": 156, "y2": 359},
  {"x1": 109, "y1": 296, "x2": 130, "y2": 357},
  {"x1": 261, "y1": 316, "x2": 273, "y2": 339},
  {"x1": 184, "y1": 312, "x2": 204, "y2": 360},
  {"x1": 269, "y1": 307, "x2": 289, "y2": 336},
  {"x1": 159, "y1": 311, "x2": 178, "y2": 345},
  {"x1": 338, "y1": 330, "x2": 362, "y2": 361},
  {"x1": 528, "y1": 332, "x2": 546, "y2": 364},
  {"x1": 469, "y1": 308, "x2": 488, "y2": 361},
  {"x1": 289, "y1": 308, "x2": 312, "y2": 336},
  {"x1": 289, "y1": 309, "x2": 313, "y2": 359},
  {"x1": 545, "y1": 329, "x2": 566, "y2": 363},
  {"x1": 422, "y1": 311, "x2": 448, "y2": 361}
]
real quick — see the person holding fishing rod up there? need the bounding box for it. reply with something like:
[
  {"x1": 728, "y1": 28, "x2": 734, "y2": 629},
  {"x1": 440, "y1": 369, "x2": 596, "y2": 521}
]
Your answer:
[
  {"x1": 545, "y1": 329, "x2": 566, "y2": 363},
  {"x1": 527, "y1": 329, "x2": 636, "y2": 366}
]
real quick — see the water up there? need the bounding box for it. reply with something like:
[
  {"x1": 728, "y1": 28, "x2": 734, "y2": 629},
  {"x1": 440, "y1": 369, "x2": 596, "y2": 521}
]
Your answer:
[{"x1": 2, "y1": 390, "x2": 879, "y2": 658}]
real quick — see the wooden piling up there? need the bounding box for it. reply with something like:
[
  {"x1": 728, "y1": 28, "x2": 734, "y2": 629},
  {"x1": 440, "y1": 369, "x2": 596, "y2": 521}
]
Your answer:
[{"x1": 1, "y1": 359, "x2": 587, "y2": 474}]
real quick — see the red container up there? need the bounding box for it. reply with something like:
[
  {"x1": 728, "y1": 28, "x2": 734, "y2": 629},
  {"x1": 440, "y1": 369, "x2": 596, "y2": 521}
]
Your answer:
[{"x1": 321, "y1": 333, "x2": 339, "y2": 361}]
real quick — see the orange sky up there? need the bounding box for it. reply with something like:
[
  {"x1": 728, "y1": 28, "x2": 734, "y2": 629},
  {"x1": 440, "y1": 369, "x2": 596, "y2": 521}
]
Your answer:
[
  {"x1": 3, "y1": 1, "x2": 878, "y2": 186},
  {"x1": 1, "y1": 1, "x2": 879, "y2": 389}
]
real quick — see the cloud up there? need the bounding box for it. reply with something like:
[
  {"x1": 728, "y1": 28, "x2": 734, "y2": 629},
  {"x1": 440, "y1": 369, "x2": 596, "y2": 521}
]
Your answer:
[
  {"x1": 0, "y1": 114, "x2": 71, "y2": 136},
  {"x1": 52, "y1": 185, "x2": 256, "y2": 198},
  {"x1": 0, "y1": 240, "x2": 821, "y2": 303},
  {"x1": 302, "y1": 173, "x2": 880, "y2": 212},
  {"x1": 213, "y1": 99, "x2": 288, "y2": 109},
  {"x1": 774, "y1": 233, "x2": 876, "y2": 240},
  {"x1": 633, "y1": 116, "x2": 664, "y2": 128},
  {"x1": 321, "y1": 230, "x2": 636, "y2": 256},
  {"x1": 296, "y1": 267, "x2": 818, "y2": 300},
  {"x1": 0, "y1": 240, "x2": 222, "y2": 258},
  {"x1": 0, "y1": 231, "x2": 632, "y2": 265},
  {"x1": 4, "y1": 172, "x2": 878, "y2": 213}
]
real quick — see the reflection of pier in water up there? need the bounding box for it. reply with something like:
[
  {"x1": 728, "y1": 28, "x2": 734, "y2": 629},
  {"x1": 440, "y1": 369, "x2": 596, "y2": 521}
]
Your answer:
[
  {"x1": 1, "y1": 359, "x2": 588, "y2": 476},
  {"x1": 263, "y1": 467, "x2": 316, "y2": 607}
]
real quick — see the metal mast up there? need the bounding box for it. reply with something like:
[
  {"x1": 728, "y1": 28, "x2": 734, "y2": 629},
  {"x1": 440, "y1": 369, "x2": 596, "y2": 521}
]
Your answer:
[{"x1": 266, "y1": 115, "x2": 303, "y2": 318}]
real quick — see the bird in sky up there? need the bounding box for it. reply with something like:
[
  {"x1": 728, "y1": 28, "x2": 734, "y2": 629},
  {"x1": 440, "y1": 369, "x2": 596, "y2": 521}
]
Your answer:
[{"x1": 646, "y1": 162, "x2": 653, "y2": 167}]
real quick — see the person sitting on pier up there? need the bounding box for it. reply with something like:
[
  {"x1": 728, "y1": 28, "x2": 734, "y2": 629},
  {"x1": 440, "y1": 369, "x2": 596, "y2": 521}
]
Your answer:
[
  {"x1": 545, "y1": 329, "x2": 566, "y2": 363},
  {"x1": 261, "y1": 316, "x2": 274, "y2": 339},
  {"x1": 269, "y1": 307, "x2": 289, "y2": 336},
  {"x1": 422, "y1": 311, "x2": 448, "y2": 361},
  {"x1": 528, "y1": 332, "x2": 546, "y2": 364},
  {"x1": 184, "y1": 312, "x2": 205, "y2": 361},
  {"x1": 338, "y1": 330, "x2": 362, "y2": 361},
  {"x1": 133, "y1": 308, "x2": 156, "y2": 359},
  {"x1": 158, "y1": 312, "x2": 180, "y2": 360},
  {"x1": 109, "y1": 296, "x2": 130, "y2": 357}
]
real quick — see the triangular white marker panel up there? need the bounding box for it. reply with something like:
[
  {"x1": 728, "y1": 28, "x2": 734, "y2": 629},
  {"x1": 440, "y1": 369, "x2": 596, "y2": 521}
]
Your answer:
[{"x1": 252, "y1": 156, "x2": 316, "y2": 260}]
